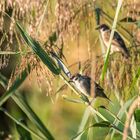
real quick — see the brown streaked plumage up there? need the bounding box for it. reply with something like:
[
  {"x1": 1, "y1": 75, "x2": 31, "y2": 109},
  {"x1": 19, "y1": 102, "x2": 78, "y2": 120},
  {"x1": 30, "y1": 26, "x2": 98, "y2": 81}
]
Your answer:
[
  {"x1": 70, "y1": 74, "x2": 110, "y2": 101},
  {"x1": 96, "y1": 24, "x2": 130, "y2": 58}
]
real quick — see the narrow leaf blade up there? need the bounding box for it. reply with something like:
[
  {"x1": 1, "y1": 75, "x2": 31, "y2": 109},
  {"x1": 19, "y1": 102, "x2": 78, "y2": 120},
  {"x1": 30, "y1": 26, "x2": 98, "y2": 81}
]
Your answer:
[
  {"x1": 0, "y1": 65, "x2": 31, "y2": 106},
  {"x1": 16, "y1": 22, "x2": 60, "y2": 75}
]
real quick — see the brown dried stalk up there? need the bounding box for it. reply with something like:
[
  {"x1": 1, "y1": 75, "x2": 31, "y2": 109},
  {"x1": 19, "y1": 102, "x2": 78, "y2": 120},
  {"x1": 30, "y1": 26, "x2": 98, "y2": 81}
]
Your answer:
[{"x1": 123, "y1": 96, "x2": 140, "y2": 140}]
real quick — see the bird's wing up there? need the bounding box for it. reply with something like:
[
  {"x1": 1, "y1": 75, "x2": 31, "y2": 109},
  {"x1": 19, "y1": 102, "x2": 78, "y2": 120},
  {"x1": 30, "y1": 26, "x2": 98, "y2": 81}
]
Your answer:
[
  {"x1": 113, "y1": 32, "x2": 126, "y2": 47},
  {"x1": 82, "y1": 76, "x2": 91, "y2": 95},
  {"x1": 94, "y1": 82, "x2": 104, "y2": 92},
  {"x1": 111, "y1": 31, "x2": 129, "y2": 57},
  {"x1": 113, "y1": 32, "x2": 130, "y2": 54},
  {"x1": 82, "y1": 77, "x2": 105, "y2": 96},
  {"x1": 94, "y1": 82, "x2": 108, "y2": 99},
  {"x1": 102, "y1": 30, "x2": 126, "y2": 49}
]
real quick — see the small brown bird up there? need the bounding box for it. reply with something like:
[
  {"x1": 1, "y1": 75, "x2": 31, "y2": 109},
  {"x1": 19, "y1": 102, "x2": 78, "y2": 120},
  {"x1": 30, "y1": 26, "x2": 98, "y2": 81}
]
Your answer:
[
  {"x1": 70, "y1": 73, "x2": 110, "y2": 101},
  {"x1": 96, "y1": 24, "x2": 130, "y2": 58}
]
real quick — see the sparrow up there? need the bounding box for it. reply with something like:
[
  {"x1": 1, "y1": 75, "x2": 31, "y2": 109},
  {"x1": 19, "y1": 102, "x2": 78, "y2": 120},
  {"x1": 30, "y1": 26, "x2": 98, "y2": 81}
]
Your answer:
[
  {"x1": 96, "y1": 24, "x2": 130, "y2": 58},
  {"x1": 70, "y1": 73, "x2": 110, "y2": 101}
]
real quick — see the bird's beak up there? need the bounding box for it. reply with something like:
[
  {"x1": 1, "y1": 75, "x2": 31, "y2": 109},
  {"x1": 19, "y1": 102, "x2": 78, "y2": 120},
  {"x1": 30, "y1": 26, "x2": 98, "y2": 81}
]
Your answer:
[{"x1": 95, "y1": 25, "x2": 100, "y2": 30}]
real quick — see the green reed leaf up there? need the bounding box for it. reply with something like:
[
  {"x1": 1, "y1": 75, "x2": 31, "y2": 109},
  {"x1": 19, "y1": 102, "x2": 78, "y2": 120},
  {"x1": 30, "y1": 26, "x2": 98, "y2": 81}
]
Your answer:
[
  {"x1": 73, "y1": 121, "x2": 135, "y2": 140},
  {"x1": 16, "y1": 118, "x2": 32, "y2": 140},
  {"x1": 0, "y1": 73, "x2": 54, "y2": 140},
  {"x1": 16, "y1": 22, "x2": 60, "y2": 75},
  {"x1": 0, "y1": 107, "x2": 46, "y2": 140},
  {"x1": 74, "y1": 107, "x2": 91, "y2": 140},
  {"x1": 100, "y1": 0, "x2": 123, "y2": 81},
  {"x1": 12, "y1": 94, "x2": 55, "y2": 140},
  {"x1": 0, "y1": 65, "x2": 31, "y2": 106}
]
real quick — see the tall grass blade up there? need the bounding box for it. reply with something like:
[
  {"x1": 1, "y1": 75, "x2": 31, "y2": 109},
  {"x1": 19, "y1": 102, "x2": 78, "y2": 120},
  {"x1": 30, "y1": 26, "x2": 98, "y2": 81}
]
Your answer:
[
  {"x1": 101, "y1": 0, "x2": 123, "y2": 81},
  {"x1": 0, "y1": 65, "x2": 31, "y2": 106},
  {"x1": 0, "y1": 107, "x2": 46, "y2": 140},
  {"x1": 130, "y1": 115, "x2": 137, "y2": 139},
  {"x1": 110, "y1": 96, "x2": 137, "y2": 139},
  {"x1": 12, "y1": 94, "x2": 55, "y2": 140},
  {"x1": 62, "y1": 95, "x2": 84, "y2": 104},
  {"x1": 98, "y1": 106, "x2": 124, "y2": 126},
  {"x1": 73, "y1": 121, "x2": 135, "y2": 140},
  {"x1": 74, "y1": 107, "x2": 91, "y2": 140},
  {"x1": 0, "y1": 73, "x2": 55, "y2": 140},
  {"x1": 16, "y1": 22, "x2": 60, "y2": 75},
  {"x1": 16, "y1": 118, "x2": 32, "y2": 140},
  {"x1": 91, "y1": 121, "x2": 135, "y2": 140},
  {"x1": 72, "y1": 129, "x2": 86, "y2": 140},
  {"x1": 89, "y1": 106, "x2": 108, "y2": 121}
]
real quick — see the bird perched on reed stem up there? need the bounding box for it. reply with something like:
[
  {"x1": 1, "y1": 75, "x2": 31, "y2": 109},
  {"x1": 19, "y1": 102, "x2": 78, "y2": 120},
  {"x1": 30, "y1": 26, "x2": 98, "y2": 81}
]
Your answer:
[
  {"x1": 96, "y1": 24, "x2": 130, "y2": 58},
  {"x1": 70, "y1": 73, "x2": 110, "y2": 101}
]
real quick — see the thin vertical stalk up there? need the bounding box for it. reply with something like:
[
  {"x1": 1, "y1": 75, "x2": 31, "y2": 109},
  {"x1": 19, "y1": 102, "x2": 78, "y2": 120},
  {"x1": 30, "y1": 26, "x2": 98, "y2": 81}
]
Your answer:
[{"x1": 101, "y1": 0, "x2": 124, "y2": 81}]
